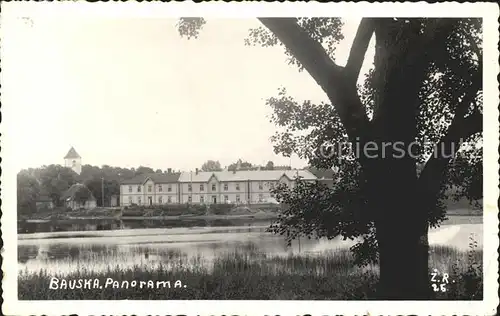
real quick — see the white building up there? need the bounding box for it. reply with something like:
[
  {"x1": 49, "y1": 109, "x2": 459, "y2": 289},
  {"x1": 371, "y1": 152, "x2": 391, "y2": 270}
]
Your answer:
[
  {"x1": 120, "y1": 172, "x2": 181, "y2": 206},
  {"x1": 64, "y1": 147, "x2": 82, "y2": 175},
  {"x1": 119, "y1": 169, "x2": 317, "y2": 207}
]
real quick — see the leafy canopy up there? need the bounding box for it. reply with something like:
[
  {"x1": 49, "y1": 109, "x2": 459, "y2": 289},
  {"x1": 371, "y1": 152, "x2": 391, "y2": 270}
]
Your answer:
[{"x1": 179, "y1": 17, "x2": 483, "y2": 264}]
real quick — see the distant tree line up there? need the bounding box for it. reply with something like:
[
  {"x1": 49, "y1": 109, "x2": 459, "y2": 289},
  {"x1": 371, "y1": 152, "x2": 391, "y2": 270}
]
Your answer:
[
  {"x1": 17, "y1": 159, "x2": 301, "y2": 215},
  {"x1": 200, "y1": 159, "x2": 292, "y2": 172},
  {"x1": 16, "y1": 164, "x2": 178, "y2": 214}
]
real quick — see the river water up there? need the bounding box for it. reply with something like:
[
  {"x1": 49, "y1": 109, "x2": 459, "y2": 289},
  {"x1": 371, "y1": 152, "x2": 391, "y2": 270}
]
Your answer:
[{"x1": 17, "y1": 218, "x2": 482, "y2": 276}]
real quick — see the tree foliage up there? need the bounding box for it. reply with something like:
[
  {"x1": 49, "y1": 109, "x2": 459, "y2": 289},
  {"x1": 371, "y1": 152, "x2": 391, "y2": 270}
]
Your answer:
[
  {"x1": 201, "y1": 160, "x2": 223, "y2": 172},
  {"x1": 272, "y1": 19, "x2": 481, "y2": 266},
  {"x1": 265, "y1": 161, "x2": 275, "y2": 170},
  {"x1": 227, "y1": 158, "x2": 253, "y2": 171},
  {"x1": 17, "y1": 171, "x2": 41, "y2": 215},
  {"x1": 36, "y1": 164, "x2": 79, "y2": 205},
  {"x1": 177, "y1": 18, "x2": 483, "y2": 270},
  {"x1": 135, "y1": 166, "x2": 155, "y2": 176},
  {"x1": 73, "y1": 185, "x2": 93, "y2": 204},
  {"x1": 18, "y1": 164, "x2": 153, "y2": 210}
]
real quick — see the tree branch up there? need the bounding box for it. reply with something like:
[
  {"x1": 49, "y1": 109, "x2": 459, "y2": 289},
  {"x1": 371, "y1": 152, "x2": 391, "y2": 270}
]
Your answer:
[
  {"x1": 454, "y1": 109, "x2": 483, "y2": 140},
  {"x1": 464, "y1": 31, "x2": 482, "y2": 61},
  {"x1": 258, "y1": 18, "x2": 342, "y2": 93},
  {"x1": 421, "y1": 19, "x2": 457, "y2": 52},
  {"x1": 405, "y1": 18, "x2": 457, "y2": 68},
  {"x1": 259, "y1": 18, "x2": 371, "y2": 141},
  {"x1": 418, "y1": 102, "x2": 482, "y2": 208},
  {"x1": 344, "y1": 18, "x2": 376, "y2": 86}
]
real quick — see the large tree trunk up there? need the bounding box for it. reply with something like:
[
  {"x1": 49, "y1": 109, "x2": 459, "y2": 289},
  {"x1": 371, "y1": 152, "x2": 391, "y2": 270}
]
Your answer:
[
  {"x1": 366, "y1": 151, "x2": 432, "y2": 299},
  {"x1": 260, "y1": 18, "x2": 469, "y2": 299},
  {"x1": 375, "y1": 200, "x2": 431, "y2": 299},
  {"x1": 376, "y1": 221, "x2": 430, "y2": 299},
  {"x1": 362, "y1": 20, "x2": 435, "y2": 299}
]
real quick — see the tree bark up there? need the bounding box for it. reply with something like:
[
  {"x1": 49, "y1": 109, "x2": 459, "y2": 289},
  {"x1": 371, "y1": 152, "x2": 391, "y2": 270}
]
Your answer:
[
  {"x1": 259, "y1": 18, "x2": 465, "y2": 300},
  {"x1": 365, "y1": 20, "x2": 436, "y2": 299},
  {"x1": 366, "y1": 152, "x2": 432, "y2": 299},
  {"x1": 376, "y1": 219, "x2": 430, "y2": 299}
]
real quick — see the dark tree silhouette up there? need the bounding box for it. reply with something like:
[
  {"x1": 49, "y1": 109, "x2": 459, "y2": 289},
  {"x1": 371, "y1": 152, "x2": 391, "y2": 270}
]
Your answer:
[
  {"x1": 228, "y1": 158, "x2": 253, "y2": 171},
  {"x1": 135, "y1": 166, "x2": 155, "y2": 176},
  {"x1": 201, "y1": 160, "x2": 223, "y2": 172},
  {"x1": 178, "y1": 17, "x2": 482, "y2": 299},
  {"x1": 265, "y1": 161, "x2": 275, "y2": 170},
  {"x1": 17, "y1": 171, "x2": 41, "y2": 215},
  {"x1": 73, "y1": 185, "x2": 93, "y2": 204}
]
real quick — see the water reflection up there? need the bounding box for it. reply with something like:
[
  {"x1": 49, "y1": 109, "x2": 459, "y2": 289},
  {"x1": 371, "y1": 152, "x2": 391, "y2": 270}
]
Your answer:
[
  {"x1": 18, "y1": 223, "x2": 357, "y2": 276},
  {"x1": 18, "y1": 218, "x2": 270, "y2": 234},
  {"x1": 18, "y1": 218, "x2": 483, "y2": 279}
]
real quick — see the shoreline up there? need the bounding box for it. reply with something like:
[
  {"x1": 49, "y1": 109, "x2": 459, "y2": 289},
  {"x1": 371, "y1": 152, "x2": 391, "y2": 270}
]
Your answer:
[
  {"x1": 19, "y1": 212, "x2": 481, "y2": 224},
  {"x1": 19, "y1": 212, "x2": 279, "y2": 223}
]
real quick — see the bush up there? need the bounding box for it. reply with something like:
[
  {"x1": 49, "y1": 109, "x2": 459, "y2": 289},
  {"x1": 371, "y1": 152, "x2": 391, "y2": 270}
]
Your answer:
[
  {"x1": 153, "y1": 204, "x2": 205, "y2": 216},
  {"x1": 17, "y1": 243, "x2": 482, "y2": 300},
  {"x1": 18, "y1": 247, "x2": 378, "y2": 300},
  {"x1": 130, "y1": 204, "x2": 208, "y2": 217},
  {"x1": 209, "y1": 203, "x2": 235, "y2": 215},
  {"x1": 121, "y1": 207, "x2": 145, "y2": 217},
  {"x1": 448, "y1": 234, "x2": 483, "y2": 299}
]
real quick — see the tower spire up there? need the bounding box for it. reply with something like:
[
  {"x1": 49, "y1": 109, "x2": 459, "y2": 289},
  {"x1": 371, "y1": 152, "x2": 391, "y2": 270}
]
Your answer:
[{"x1": 64, "y1": 146, "x2": 82, "y2": 175}]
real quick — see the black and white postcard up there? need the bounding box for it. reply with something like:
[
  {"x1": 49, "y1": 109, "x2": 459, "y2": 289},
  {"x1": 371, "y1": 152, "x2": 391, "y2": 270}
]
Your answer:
[{"x1": 1, "y1": 2, "x2": 498, "y2": 315}]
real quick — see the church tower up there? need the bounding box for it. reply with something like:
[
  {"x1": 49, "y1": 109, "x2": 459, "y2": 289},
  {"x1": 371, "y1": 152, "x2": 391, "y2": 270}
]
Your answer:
[{"x1": 64, "y1": 147, "x2": 82, "y2": 175}]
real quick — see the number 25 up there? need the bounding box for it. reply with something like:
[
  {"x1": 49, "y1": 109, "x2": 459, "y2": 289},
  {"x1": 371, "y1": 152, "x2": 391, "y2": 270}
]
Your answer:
[{"x1": 432, "y1": 284, "x2": 447, "y2": 292}]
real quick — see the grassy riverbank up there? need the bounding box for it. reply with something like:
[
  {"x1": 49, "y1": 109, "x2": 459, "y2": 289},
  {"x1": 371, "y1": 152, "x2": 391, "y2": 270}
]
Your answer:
[
  {"x1": 21, "y1": 201, "x2": 481, "y2": 222},
  {"x1": 20, "y1": 205, "x2": 279, "y2": 222},
  {"x1": 19, "y1": 245, "x2": 482, "y2": 300}
]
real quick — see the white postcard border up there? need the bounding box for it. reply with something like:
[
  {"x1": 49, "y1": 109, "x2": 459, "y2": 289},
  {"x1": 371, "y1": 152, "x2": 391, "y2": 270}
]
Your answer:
[{"x1": 1, "y1": 2, "x2": 498, "y2": 315}]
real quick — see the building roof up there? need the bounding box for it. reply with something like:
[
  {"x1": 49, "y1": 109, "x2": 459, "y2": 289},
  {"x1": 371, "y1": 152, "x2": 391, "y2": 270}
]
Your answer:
[
  {"x1": 178, "y1": 169, "x2": 317, "y2": 183},
  {"x1": 61, "y1": 183, "x2": 96, "y2": 201},
  {"x1": 121, "y1": 172, "x2": 181, "y2": 185},
  {"x1": 307, "y1": 167, "x2": 337, "y2": 180},
  {"x1": 64, "y1": 147, "x2": 81, "y2": 159}
]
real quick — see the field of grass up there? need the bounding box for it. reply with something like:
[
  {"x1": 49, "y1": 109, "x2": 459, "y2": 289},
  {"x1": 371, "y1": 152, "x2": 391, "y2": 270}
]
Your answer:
[{"x1": 19, "y1": 243, "x2": 482, "y2": 300}]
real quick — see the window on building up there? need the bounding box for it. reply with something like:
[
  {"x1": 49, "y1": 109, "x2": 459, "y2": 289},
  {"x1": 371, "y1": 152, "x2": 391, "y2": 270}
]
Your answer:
[
  {"x1": 137, "y1": 186, "x2": 142, "y2": 192},
  {"x1": 148, "y1": 185, "x2": 152, "y2": 192},
  {"x1": 188, "y1": 184, "x2": 192, "y2": 192},
  {"x1": 258, "y1": 182, "x2": 263, "y2": 190},
  {"x1": 158, "y1": 185, "x2": 163, "y2": 192},
  {"x1": 128, "y1": 186, "x2": 132, "y2": 193},
  {"x1": 138, "y1": 197, "x2": 142, "y2": 204},
  {"x1": 129, "y1": 196, "x2": 133, "y2": 204},
  {"x1": 224, "y1": 183, "x2": 228, "y2": 191},
  {"x1": 236, "y1": 183, "x2": 240, "y2": 191},
  {"x1": 269, "y1": 182, "x2": 274, "y2": 189},
  {"x1": 159, "y1": 196, "x2": 163, "y2": 204},
  {"x1": 211, "y1": 184, "x2": 216, "y2": 191},
  {"x1": 188, "y1": 196, "x2": 192, "y2": 203},
  {"x1": 258, "y1": 194, "x2": 263, "y2": 202},
  {"x1": 168, "y1": 185, "x2": 172, "y2": 192},
  {"x1": 200, "y1": 184, "x2": 204, "y2": 191},
  {"x1": 224, "y1": 195, "x2": 229, "y2": 202},
  {"x1": 167, "y1": 196, "x2": 172, "y2": 203},
  {"x1": 236, "y1": 195, "x2": 240, "y2": 203},
  {"x1": 200, "y1": 196, "x2": 204, "y2": 203},
  {"x1": 72, "y1": 160, "x2": 76, "y2": 167}
]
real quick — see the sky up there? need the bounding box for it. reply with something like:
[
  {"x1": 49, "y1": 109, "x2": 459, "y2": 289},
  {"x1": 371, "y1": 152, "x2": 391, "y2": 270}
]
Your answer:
[{"x1": 2, "y1": 16, "x2": 373, "y2": 172}]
